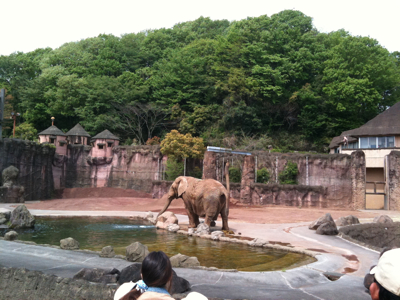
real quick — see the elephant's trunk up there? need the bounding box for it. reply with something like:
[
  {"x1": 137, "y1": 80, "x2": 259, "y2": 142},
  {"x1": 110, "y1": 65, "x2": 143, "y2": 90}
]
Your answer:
[
  {"x1": 225, "y1": 161, "x2": 230, "y2": 216},
  {"x1": 158, "y1": 194, "x2": 173, "y2": 217}
]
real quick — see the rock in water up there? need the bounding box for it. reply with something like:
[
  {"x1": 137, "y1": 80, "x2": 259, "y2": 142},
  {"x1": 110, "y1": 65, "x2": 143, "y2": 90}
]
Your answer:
[
  {"x1": 170, "y1": 253, "x2": 200, "y2": 268},
  {"x1": 126, "y1": 242, "x2": 149, "y2": 262},
  {"x1": 9, "y1": 205, "x2": 35, "y2": 229},
  {"x1": 100, "y1": 246, "x2": 115, "y2": 258},
  {"x1": 60, "y1": 237, "x2": 80, "y2": 250},
  {"x1": 4, "y1": 230, "x2": 18, "y2": 241}
]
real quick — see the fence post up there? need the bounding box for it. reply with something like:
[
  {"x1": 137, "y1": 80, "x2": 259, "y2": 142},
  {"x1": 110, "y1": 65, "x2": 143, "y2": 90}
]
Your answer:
[{"x1": 0, "y1": 89, "x2": 5, "y2": 140}]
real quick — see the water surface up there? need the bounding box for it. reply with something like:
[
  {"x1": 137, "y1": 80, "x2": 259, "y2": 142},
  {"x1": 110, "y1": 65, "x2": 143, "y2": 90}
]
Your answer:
[{"x1": 3, "y1": 217, "x2": 315, "y2": 271}]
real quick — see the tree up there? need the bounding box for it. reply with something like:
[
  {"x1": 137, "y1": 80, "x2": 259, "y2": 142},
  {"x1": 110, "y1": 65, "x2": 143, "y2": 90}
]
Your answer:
[
  {"x1": 13, "y1": 123, "x2": 37, "y2": 140},
  {"x1": 112, "y1": 102, "x2": 171, "y2": 145},
  {"x1": 160, "y1": 130, "x2": 205, "y2": 161}
]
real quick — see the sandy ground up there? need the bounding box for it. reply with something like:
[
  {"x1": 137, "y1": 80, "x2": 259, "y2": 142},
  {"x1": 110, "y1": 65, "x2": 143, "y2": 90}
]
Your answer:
[{"x1": 25, "y1": 195, "x2": 383, "y2": 224}]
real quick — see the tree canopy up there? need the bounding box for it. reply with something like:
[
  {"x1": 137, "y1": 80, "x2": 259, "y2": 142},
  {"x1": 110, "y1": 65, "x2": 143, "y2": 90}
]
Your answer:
[{"x1": 1, "y1": 11, "x2": 399, "y2": 152}]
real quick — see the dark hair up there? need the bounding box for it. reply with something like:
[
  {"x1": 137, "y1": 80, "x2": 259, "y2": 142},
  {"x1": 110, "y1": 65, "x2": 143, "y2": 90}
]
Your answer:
[
  {"x1": 119, "y1": 251, "x2": 173, "y2": 300},
  {"x1": 375, "y1": 279, "x2": 400, "y2": 300},
  {"x1": 142, "y1": 251, "x2": 173, "y2": 289}
]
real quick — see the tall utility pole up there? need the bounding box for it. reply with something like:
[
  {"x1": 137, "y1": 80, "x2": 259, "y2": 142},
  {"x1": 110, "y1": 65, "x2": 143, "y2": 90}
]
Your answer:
[{"x1": 0, "y1": 89, "x2": 5, "y2": 141}]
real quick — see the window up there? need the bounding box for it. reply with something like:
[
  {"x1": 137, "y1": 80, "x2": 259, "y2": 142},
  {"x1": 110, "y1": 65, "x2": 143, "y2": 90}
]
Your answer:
[
  {"x1": 343, "y1": 142, "x2": 358, "y2": 149},
  {"x1": 107, "y1": 142, "x2": 113, "y2": 147},
  {"x1": 98, "y1": 144, "x2": 104, "y2": 149},
  {"x1": 50, "y1": 138, "x2": 55, "y2": 144},
  {"x1": 359, "y1": 137, "x2": 395, "y2": 149}
]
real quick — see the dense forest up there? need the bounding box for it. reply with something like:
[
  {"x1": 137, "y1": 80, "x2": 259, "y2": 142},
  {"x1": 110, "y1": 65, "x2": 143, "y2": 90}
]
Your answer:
[{"x1": 1, "y1": 10, "x2": 399, "y2": 152}]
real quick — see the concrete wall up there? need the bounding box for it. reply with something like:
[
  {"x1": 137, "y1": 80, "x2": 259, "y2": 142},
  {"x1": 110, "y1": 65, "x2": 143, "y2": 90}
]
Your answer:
[{"x1": 0, "y1": 139, "x2": 54, "y2": 201}]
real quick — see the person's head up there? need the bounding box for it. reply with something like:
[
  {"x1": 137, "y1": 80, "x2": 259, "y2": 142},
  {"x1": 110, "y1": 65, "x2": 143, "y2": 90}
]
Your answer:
[
  {"x1": 369, "y1": 248, "x2": 400, "y2": 300},
  {"x1": 141, "y1": 251, "x2": 173, "y2": 290}
]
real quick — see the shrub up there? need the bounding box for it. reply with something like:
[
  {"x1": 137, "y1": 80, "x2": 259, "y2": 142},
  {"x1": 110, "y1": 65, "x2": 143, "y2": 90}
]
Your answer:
[
  {"x1": 146, "y1": 136, "x2": 161, "y2": 145},
  {"x1": 188, "y1": 166, "x2": 202, "y2": 179},
  {"x1": 278, "y1": 161, "x2": 298, "y2": 184},
  {"x1": 229, "y1": 167, "x2": 241, "y2": 183},
  {"x1": 13, "y1": 123, "x2": 37, "y2": 141},
  {"x1": 165, "y1": 159, "x2": 184, "y2": 181},
  {"x1": 257, "y1": 168, "x2": 270, "y2": 184}
]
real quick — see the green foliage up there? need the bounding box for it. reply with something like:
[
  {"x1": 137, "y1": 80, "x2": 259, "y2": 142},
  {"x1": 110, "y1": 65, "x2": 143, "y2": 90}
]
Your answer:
[
  {"x1": 123, "y1": 138, "x2": 133, "y2": 146},
  {"x1": 165, "y1": 159, "x2": 184, "y2": 181},
  {"x1": 160, "y1": 130, "x2": 205, "y2": 161},
  {"x1": 187, "y1": 166, "x2": 202, "y2": 179},
  {"x1": 257, "y1": 168, "x2": 270, "y2": 184},
  {"x1": 278, "y1": 161, "x2": 298, "y2": 185},
  {"x1": 13, "y1": 123, "x2": 37, "y2": 140},
  {"x1": 0, "y1": 10, "x2": 399, "y2": 150},
  {"x1": 229, "y1": 167, "x2": 241, "y2": 183}
]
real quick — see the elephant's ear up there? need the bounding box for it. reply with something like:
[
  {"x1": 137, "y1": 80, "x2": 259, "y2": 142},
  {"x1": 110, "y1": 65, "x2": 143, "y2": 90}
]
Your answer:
[{"x1": 177, "y1": 177, "x2": 188, "y2": 197}]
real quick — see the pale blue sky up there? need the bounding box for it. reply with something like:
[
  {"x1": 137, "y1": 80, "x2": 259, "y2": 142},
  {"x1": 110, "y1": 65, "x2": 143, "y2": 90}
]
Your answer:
[{"x1": 1, "y1": 0, "x2": 399, "y2": 56}]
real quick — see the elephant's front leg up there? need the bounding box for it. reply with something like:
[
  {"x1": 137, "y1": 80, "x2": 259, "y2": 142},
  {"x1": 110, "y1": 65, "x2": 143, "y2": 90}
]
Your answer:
[{"x1": 188, "y1": 213, "x2": 200, "y2": 228}]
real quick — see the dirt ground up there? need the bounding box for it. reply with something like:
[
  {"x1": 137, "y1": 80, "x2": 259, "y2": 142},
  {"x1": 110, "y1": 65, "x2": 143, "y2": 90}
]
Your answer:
[{"x1": 25, "y1": 188, "x2": 383, "y2": 224}]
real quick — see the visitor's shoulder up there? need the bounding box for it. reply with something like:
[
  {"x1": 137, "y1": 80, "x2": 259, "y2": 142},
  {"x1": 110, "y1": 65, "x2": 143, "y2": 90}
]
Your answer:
[{"x1": 138, "y1": 291, "x2": 174, "y2": 300}]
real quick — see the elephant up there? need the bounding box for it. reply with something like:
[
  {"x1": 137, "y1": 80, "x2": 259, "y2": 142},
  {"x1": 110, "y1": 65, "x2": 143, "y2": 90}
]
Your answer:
[{"x1": 158, "y1": 163, "x2": 230, "y2": 231}]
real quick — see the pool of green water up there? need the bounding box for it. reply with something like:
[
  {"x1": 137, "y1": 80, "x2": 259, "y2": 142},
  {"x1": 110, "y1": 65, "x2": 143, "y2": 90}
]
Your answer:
[{"x1": 3, "y1": 217, "x2": 315, "y2": 271}]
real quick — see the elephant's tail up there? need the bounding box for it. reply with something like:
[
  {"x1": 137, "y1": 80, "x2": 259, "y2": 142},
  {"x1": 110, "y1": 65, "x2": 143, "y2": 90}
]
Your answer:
[{"x1": 225, "y1": 161, "x2": 230, "y2": 216}]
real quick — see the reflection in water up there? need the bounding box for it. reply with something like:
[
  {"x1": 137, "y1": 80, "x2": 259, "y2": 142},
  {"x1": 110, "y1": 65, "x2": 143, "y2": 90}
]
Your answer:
[{"x1": 2, "y1": 217, "x2": 315, "y2": 271}]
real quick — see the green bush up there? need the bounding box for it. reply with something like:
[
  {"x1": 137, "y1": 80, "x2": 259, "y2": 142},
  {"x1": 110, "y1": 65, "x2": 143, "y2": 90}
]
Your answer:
[
  {"x1": 229, "y1": 167, "x2": 241, "y2": 183},
  {"x1": 188, "y1": 166, "x2": 202, "y2": 179},
  {"x1": 165, "y1": 159, "x2": 184, "y2": 181},
  {"x1": 278, "y1": 161, "x2": 298, "y2": 184},
  {"x1": 257, "y1": 168, "x2": 270, "y2": 184}
]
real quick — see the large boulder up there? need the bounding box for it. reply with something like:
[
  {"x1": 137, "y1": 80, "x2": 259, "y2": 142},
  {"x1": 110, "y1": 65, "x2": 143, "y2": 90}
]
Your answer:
[
  {"x1": 100, "y1": 246, "x2": 115, "y2": 258},
  {"x1": 309, "y1": 213, "x2": 335, "y2": 230},
  {"x1": 126, "y1": 242, "x2": 149, "y2": 262},
  {"x1": 170, "y1": 253, "x2": 200, "y2": 268},
  {"x1": 118, "y1": 264, "x2": 190, "y2": 294},
  {"x1": 9, "y1": 205, "x2": 35, "y2": 229},
  {"x1": 118, "y1": 264, "x2": 142, "y2": 284},
  {"x1": 60, "y1": 237, "x2": 80, "y2": 250},
  {"x1": 373, "y1": 215, "x2": 393, "y2": 224},
  {"x1": 73, "y1": 268, "x2": 120, "y2": 284},
  {"x1": 2, "y1": 166, "x2": 19, "y2": 187},
  {"x1": 156, "y1": 212, "x2": 178, "y2": 229},
  {"x1": 336, "y1": 215, "x2": 360, "y2": 226},
  {"x1": 4, "y1": 230, "x2": 18, "y2": 241},
  {"x1": 316, "y1": 221, "x2": 338, "y2": 235}
]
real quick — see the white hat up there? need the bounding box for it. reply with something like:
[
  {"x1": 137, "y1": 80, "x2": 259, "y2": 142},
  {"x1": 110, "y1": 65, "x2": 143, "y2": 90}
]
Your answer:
[
  {"x1": 114, "y1": 281, "x2": 136, "y2": 300},
  {"x1": 370, "y1": 248, "x2": 400, "y2": 296},
  {"x1": 182, "y1": 291, "x2": 208, "y2": 300}
]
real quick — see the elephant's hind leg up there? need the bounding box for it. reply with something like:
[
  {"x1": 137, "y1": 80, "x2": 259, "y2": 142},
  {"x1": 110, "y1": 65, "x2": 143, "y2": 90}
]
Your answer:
[
  {"x1": 220, "y1": 210, "x2": 229, "y2": 231},
  {"x1": 188, "y1": 213, "x2": 200, "y2": 228}
]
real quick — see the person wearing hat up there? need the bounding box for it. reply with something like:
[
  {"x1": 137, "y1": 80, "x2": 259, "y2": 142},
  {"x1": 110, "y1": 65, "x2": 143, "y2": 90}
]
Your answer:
[{"x1": 369, "y1": 248, "x2": 400, "y2": 300}]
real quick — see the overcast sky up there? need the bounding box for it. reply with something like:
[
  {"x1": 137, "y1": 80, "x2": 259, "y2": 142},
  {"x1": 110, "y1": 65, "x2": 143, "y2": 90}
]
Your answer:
[{"x1": 1, "y1": 0, "x2": 399, "y2": 56}]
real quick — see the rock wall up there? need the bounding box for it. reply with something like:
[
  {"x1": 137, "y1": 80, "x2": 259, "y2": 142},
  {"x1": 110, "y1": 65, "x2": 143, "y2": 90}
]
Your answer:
[
  {"x1": 0, "y1": 267, "x2": 115, "y2": 300},
  {"x1": 202, "y1": 151, "x2": 366, "y2": 209},
  {"x1": 57, "y1": 145, "x2": 166, "y2": 193},
  {"x1": 388, "y1": 151, "x2": 400, "y2": 211},
  {"x1": 0, "y1": 139, "x2": 54, "y2": 201}
]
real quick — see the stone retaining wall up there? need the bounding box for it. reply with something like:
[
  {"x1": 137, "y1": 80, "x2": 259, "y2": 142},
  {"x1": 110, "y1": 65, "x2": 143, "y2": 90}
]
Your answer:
[
  {"x1": 0, "y1": 139, "x2": 54, "y2": 201},
  {"x1": 339, "y1": 222, "x2": 400, "y2": 250},
  {"x1": 0, "y1": 267, "x2": 115, "y2": 300}
]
